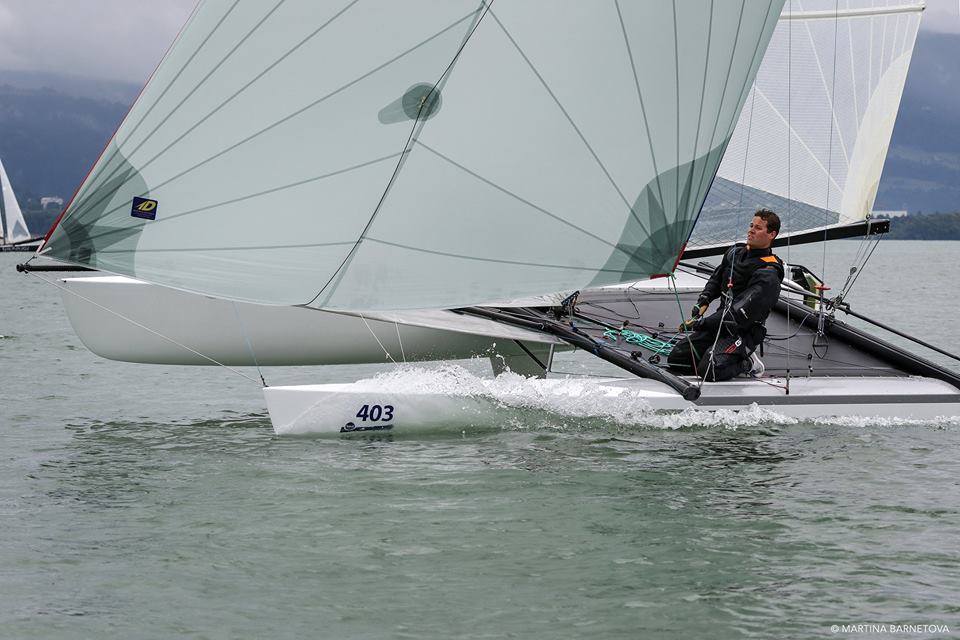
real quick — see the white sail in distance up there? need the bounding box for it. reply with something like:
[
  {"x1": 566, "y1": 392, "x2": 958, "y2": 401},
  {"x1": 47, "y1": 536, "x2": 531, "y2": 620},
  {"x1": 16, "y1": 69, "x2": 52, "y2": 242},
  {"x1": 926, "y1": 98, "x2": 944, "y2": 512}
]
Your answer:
[
  {"x1": 0, "y1": 158, "x2": 32, "y2": 244},
  {"x1": 40, "y1": 0, "x2": 784, "y2": 311},
  {"x1": 690, "y1": 0, "x2": 923, "y2": 248}
]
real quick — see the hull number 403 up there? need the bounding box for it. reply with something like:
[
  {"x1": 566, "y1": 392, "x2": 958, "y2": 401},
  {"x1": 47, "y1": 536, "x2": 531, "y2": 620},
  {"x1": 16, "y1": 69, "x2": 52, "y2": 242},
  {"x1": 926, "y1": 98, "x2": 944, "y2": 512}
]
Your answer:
[
  {"x1": 341, "y1": 404, "x2": 395, "y2": 433},
  {"x1": 355, "y1": 404, "x2": 394, "y2": 422}
]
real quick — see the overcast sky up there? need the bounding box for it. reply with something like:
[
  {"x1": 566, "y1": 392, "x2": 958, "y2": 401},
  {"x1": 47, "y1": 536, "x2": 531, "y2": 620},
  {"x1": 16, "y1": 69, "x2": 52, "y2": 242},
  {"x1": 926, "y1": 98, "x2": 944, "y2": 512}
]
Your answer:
[
  {"x1": 922, "y1": 0, "x2": 960, "y2": 31},
  {"x1": 0, "y1": 0, "x2": 958, "y2": 84},
  {"x1": 0, "y1": 0, "x2": 197, "y2": 83}
]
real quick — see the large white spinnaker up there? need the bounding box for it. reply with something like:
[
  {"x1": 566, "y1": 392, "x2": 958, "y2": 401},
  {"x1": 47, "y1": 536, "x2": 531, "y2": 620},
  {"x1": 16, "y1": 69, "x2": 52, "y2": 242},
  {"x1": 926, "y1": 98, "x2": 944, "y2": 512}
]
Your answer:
[
  {"x1": 0, "y1": 158, "x2": 32, "y2": 244},
  {"x1": 690, "y1": 0, "x2": 923, "y2": 248},
  {"x1": 39, "y1": 0, "x2": 784, "y2": 311}
]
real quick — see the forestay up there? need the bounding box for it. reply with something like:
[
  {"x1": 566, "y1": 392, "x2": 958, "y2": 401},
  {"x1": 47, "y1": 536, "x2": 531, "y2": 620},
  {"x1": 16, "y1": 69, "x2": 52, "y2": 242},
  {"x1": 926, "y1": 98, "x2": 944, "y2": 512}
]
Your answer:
[
  {"x1": 0, "y1": 158, "x2": 32, "y2": 244},
  {"x1": 690, "y1": 0, "x2": 922, "y2": 248},
  {"x1": 40, "y1": 0, "x2": 783, "y2": 311}
]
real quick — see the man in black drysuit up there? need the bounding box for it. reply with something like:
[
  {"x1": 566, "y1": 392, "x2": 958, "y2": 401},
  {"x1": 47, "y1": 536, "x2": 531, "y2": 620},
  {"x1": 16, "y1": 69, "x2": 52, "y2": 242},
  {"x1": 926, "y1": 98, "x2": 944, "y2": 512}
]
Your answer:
[{"x1": 667, "y1": 209, "x2": 785, "y2": 381}]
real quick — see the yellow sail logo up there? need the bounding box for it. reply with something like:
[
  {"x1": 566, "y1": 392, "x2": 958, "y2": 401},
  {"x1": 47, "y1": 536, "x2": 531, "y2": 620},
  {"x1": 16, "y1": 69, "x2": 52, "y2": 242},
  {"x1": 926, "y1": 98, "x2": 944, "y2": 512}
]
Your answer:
[{"x1": 131, "y1": 196, "x2": 158, "y2": 220}]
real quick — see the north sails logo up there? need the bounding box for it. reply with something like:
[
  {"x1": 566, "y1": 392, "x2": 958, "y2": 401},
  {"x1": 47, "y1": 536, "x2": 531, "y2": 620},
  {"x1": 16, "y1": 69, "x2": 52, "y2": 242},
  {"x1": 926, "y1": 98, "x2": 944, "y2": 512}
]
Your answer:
[{"x1": 131, "y1": 196, "x2": 158, "y2": 220}]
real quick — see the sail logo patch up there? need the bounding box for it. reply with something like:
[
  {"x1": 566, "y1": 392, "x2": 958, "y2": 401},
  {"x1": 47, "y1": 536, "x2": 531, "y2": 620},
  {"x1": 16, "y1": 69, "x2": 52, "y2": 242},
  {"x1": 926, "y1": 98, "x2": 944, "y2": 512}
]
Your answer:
[{"x1": 131, "y1": 197, "x2": 158, "y2": 220}]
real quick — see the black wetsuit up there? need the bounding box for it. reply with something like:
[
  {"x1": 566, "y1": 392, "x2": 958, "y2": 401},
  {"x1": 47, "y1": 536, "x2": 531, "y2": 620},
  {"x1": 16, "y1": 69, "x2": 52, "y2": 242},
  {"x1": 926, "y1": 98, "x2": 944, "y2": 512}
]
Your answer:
[{"x1": 667, "y1": 244, "x2": 785, "y2": 381}]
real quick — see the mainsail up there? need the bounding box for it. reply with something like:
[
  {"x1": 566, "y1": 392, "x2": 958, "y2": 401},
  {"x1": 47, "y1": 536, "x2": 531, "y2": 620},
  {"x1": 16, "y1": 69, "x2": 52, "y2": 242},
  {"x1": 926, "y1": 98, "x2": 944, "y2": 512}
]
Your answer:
[
  {"x1": 40, "y1": 0, "x2": 784, "y2": 310},
  {"x1": 0, "y1": 158, "x2": 32, "y2": 244},
  {"x1": 690, "y1": 0, "x2": 923, "y2": 248}
]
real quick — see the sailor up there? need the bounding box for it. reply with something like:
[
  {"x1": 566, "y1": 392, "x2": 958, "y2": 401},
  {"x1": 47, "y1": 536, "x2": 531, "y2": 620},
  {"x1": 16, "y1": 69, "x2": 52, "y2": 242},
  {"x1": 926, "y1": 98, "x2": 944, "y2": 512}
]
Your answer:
[{"x1": 667, "y1": 209, "x2": 785, "y2": 381}]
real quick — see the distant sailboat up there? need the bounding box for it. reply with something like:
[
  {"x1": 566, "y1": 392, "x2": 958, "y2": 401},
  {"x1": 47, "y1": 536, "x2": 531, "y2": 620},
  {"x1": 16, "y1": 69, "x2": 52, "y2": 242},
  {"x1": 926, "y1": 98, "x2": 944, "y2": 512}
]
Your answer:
[{"x1": 0, "y1": 157, "x2": 36, "y2": 250}]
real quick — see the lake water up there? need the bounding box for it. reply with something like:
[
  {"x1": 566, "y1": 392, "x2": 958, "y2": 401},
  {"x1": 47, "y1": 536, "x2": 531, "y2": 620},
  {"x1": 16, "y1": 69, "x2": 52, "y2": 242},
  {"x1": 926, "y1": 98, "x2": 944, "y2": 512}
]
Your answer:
[{"x1": 2, "y1": 241, "x2": 959, "y2": 639}]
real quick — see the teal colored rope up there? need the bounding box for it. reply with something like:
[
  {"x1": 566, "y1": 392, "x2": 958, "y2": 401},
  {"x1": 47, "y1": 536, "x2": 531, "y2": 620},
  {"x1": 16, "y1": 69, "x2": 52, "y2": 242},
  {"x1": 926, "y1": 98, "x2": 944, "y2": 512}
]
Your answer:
[{"x1": 603, "y1": 329, "x2": 676, "y2": 355}]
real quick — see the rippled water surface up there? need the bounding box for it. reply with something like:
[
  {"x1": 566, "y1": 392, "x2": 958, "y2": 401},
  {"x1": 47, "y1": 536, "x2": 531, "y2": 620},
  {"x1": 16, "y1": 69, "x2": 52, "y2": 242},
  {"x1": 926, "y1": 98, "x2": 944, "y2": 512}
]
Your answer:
[{"x1": 2, "y1": 243, "x2": 960, "y2": 639}]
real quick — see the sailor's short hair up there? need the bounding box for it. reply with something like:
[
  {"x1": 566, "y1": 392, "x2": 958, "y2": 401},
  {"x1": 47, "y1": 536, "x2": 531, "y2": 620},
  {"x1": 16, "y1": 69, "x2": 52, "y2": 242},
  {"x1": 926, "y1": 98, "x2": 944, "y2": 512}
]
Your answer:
[{"x1": 754, "y1": 208, "x2": 781, "y2": 235}]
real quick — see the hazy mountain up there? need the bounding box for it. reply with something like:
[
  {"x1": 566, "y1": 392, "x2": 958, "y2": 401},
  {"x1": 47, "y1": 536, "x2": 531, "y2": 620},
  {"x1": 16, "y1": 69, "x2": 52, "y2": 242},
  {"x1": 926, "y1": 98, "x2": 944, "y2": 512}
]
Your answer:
[
  {"x1": 0, "y1": 28, "x2": 956, "y2": 236},
  {"x1": 0, "y1": 77, "x2": 131, "y2": 210}
]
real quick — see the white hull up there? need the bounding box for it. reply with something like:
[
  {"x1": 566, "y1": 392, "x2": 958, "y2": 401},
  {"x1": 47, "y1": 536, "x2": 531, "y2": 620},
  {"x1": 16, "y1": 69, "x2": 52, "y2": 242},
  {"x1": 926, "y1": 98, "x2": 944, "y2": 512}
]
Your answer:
[
  {"x1": 264, "y1": 375, "x2": 960, "y2": 435},
  {"x1": 58, "y1": 276, "x2": 555, "y2": 369}
]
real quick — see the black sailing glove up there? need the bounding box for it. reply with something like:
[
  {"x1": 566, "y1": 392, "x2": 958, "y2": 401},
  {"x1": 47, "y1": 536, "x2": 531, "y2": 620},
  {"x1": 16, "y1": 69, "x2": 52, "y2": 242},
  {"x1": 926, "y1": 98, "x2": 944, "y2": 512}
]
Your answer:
[{"x1": 680, "y1": 303, "x2": 708, "y2": 332}]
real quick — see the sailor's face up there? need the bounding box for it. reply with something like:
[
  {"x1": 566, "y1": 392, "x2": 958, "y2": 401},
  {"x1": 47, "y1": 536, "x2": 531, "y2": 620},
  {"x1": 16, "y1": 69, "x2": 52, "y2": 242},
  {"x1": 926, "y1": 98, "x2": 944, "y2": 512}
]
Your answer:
[{"x1": 746, "y1": 216, "x2": 775, "y2": 249}]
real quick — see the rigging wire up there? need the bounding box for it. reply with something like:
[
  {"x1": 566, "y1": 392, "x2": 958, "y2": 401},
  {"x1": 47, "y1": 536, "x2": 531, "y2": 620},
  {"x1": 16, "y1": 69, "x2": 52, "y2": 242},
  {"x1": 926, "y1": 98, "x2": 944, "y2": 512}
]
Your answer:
[
  {"x1": 26, "y1": 270, "x2": 264, "y2": 387},
  {"x1": 839, "y1": 233, "x2": 882, "y2": 300},
  {"x1": 764, "y1": 312, "x2": 812, "y2": 341},
  {"x1": 849, "y1": 216, "x2": 875, "y2": 272},
  {"x1": 736, "y1": 68, "x2": 759, "y2": 238},
  {"x1": 394, "y1": 321, "x2": 407, "y2": 363},
  {"x1": 231, "y1": 301, "x2": 268, "y2": 387},
  {"x1": 358, "y1": 313, "x2": 398, "y2": 364},
  {"x1": 785, "y1": 5, "x2": 793, "y2": 394},
  {"x1": 820, "y1": 0, "x2": 841, "y2": 296},
  {"x1": 580, "y1": 299, "x2": 676, "y2": 332}
]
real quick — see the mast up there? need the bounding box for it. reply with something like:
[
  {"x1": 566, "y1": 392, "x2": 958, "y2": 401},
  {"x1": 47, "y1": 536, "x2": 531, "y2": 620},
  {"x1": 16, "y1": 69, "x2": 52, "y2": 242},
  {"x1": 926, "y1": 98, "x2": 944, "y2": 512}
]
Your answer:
[{"x1": 0, "y1": 163, "x2": 7, "y2": 242}]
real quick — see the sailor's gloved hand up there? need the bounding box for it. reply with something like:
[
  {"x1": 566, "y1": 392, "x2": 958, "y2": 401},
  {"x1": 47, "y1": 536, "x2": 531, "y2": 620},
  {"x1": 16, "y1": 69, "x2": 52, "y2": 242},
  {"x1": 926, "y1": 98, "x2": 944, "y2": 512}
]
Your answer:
[
  {"x1": 680, "y1": 300, "x2": 709, "y2": 332},
  {"x1": 680, "y1": 296, "x2": 710, "y2": 331}
]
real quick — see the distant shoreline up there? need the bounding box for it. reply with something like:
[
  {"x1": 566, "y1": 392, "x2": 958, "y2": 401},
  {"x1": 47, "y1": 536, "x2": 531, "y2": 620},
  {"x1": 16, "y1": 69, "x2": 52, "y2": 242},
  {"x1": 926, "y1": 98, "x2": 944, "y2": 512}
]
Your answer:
[{"x1": 876, "y1": 211, "x2": 960, "y2": 240}]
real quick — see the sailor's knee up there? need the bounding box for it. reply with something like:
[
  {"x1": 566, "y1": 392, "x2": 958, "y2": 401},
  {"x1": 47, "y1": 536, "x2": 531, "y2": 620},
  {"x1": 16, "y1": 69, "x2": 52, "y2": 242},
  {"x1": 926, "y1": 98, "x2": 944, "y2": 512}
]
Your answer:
[{"x1": 667, "y1": 344, "x2": 688, "y2": 366}]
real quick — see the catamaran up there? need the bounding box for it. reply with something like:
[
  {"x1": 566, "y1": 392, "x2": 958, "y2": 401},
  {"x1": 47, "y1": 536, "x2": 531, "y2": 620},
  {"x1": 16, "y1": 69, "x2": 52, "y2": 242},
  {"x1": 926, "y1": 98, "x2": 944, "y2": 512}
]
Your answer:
[{"x1": 22, "y1": 0, "x2": 960, "y2": 433}]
